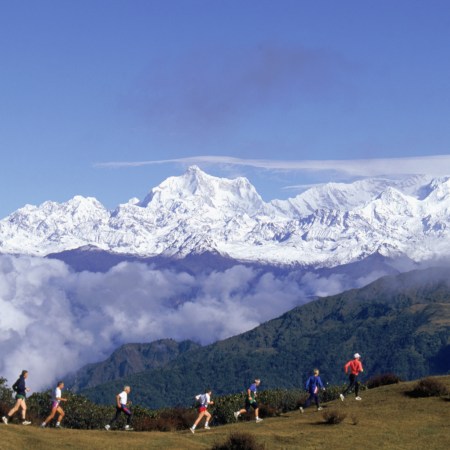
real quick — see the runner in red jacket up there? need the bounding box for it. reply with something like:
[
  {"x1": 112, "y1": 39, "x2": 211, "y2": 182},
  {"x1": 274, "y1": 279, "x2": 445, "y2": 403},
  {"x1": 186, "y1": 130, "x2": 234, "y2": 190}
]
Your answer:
[{"x1": 340, "y1": 353, "x2": 364, "y2": 401}]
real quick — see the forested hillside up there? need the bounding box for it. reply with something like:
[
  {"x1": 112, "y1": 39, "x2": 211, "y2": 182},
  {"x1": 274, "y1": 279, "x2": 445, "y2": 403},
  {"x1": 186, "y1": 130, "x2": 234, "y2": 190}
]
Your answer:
[{"x1": 80, "y1": 267, "x2": 450, "y2": 408}]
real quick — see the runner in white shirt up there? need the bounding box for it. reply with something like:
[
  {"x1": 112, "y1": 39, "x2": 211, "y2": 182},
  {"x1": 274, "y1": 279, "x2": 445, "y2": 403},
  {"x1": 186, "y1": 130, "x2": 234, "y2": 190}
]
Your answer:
[
  {"x1": 190, "y1": 389, "x2": 214, "y2": 434},
  {"x1": 41, "y1": 381, "x2": 67, "y2": 428},
  {"x1": 104, "y1": 386, "x2": 133, "y2": 431}
]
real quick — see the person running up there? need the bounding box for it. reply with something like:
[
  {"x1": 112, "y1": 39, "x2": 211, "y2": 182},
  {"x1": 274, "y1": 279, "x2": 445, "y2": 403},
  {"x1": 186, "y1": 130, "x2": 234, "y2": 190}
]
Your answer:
[
  {"x1": 104, "y1": 386, "x2": 133, "y2": 431},
  {"x1": 190, "y1": 389, "x2": 214, "y2": 434},
  {"x1": 41, "y1": 381, "x2": 67, "y2": 428},
  {"x1": 340, "y1": 353, "x2": 364, "y2": 401},
  {"x1": 299, "y1": 368, "x2": 325, "y2": 413},
  {"x1": 2, "y1": 370, "x2": 31, "y2": 425},
  {"x1": 234, "y1": 379, "x2": 263, "y2": 423}
]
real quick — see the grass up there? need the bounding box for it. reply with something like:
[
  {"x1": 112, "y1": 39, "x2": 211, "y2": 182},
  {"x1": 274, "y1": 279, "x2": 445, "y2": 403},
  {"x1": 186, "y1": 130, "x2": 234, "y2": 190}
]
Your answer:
[{"x1": 1, "y1": 376, "x2": 449, "y2": 450}]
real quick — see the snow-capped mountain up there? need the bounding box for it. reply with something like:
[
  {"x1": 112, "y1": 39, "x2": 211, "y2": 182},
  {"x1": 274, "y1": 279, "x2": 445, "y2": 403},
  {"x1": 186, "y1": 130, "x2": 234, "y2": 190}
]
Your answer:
[{"x1": 1, "y1": 166, "x2": 450, "y2": 267}]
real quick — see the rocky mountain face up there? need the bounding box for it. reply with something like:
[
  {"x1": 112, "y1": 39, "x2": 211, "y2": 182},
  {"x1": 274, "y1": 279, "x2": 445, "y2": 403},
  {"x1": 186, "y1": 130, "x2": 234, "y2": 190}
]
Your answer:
[{"x1": 1, "y1": 166, "x2": 450, "y2": 267}]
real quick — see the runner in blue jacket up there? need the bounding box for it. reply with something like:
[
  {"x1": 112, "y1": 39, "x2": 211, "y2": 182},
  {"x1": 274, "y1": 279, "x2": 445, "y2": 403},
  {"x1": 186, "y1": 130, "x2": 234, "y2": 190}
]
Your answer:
[{"x1": 299, "y1": 369, "x2": 325, "y2": 413}]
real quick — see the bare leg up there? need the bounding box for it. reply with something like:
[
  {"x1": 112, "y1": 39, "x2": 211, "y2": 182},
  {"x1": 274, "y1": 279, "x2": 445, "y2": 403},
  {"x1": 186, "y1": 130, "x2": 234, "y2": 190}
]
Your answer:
[{"x1": 193, "y1": 411, "x2": 206, "y2": 428}]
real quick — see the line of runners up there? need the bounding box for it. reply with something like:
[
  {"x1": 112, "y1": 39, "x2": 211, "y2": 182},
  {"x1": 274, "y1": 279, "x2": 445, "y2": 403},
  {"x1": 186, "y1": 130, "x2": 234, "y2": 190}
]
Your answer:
[{"x1": 1, "y1": 353, "x2": 364, "y2": 431}]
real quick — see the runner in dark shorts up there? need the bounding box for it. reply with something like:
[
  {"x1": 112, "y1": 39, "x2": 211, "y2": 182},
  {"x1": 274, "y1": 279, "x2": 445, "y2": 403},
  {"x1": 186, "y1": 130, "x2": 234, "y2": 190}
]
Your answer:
[
  {"x1": 234, "y1": 379, "x2": 263, "y2": 423},
  {"x1": 2, "y1": 370, "x2": 31, "y2": 425},
  {"x1": 104, "y1": 386, "x2": 133, "y2": 431}
]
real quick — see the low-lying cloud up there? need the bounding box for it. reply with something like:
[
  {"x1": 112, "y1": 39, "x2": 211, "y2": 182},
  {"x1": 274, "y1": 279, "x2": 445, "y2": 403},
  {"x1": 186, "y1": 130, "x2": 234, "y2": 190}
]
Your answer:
[{"x1": 0, "y1": 254, "x2": 387, "y2": 391}]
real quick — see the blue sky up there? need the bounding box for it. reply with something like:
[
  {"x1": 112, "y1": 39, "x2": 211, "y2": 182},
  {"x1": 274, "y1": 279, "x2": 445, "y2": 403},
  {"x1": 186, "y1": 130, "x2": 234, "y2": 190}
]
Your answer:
[{"x1": 1, "y1": 0, "x2": 450, "y2": 218}]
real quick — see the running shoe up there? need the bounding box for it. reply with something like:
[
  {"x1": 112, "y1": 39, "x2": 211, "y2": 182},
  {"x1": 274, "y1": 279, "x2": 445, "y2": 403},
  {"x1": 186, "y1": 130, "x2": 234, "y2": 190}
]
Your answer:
[
  {"x1": 256, "y1": 417, "x2": 263, "y2": 423},
  {"x1": 339, "y1": 394, "x2": 345, "y2": 401},
  {"x1": 355, "y1": 396, "x2": 362, "y2": 401},
  {"x1": 299, "y1": 407, "x2": 304, "y2": 413},
  {"x1": 189, "y1": 427, "x2": 195, "y2": 434},
  {"x1": 2, "y1": 416, "x2": 8, "y2": 425},
  {"x1": 22, "y1": 420, "x2": 31, "y2": 425},
  {"x1": 104, "y1": 424, "x2": 111, "y2": 431}
]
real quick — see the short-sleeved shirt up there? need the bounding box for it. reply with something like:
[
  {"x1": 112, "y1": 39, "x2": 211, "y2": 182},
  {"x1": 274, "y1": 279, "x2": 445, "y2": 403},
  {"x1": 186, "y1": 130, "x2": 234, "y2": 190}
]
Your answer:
[
  {"x1": 248, "y1": 383, "x2": 258, "y2": 401},
  {"x1": 118, "y1": 391, "x2": 128, "y2": 405},
  {"x1": 199, "y1": 393, "x2": 210, "y2": 406},
  {"x1": 52, "y1": 387, "x2": 62, "y2": 404}
]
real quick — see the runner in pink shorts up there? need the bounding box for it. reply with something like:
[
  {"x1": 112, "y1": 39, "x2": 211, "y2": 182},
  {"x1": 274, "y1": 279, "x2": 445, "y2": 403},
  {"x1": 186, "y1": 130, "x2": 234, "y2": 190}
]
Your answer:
[{"x1": 41, "y1": 381, "x2": 67, "y2": 428}]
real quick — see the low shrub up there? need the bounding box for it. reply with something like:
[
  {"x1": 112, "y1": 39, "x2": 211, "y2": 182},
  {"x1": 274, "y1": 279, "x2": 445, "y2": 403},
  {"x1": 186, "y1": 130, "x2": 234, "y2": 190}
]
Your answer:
[
  {"x1": 210, "y1": 392, "x2": 247, "y2": 425},
  {"x1": 322, "y1": 409, "x2": 346, "y2": 425},
  {"x1": 258, "y1": 403, "x2": 278, "y2": 418},
  {"x1": 408, "y1": 377, "x2": 449, "y2": 398},
  {"x1": 211, "y1": 431, "x2": 265, "y2": 450},
  {"x1": 156, "y1": 407, "x2": 194, "y2": 431},
  {"x1": 320, "y1": 385, "x2": 346, "y2": 403},
  {"x1": 258, "y1": 389, "x2": 306, "y2": 414},
  {"x1": 350, "y1": 414, "x2": 359, "y2": 425},
  {"x1": 0, "y1": 377, "x2": 14, "y2": 417},
  {"x1": 366, "y1": 373, "x2": 401, "y2": 389}
]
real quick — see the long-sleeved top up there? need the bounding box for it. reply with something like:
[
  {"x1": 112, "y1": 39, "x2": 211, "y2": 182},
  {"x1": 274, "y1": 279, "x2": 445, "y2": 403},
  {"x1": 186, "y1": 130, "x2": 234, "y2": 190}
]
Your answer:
[
  {"x1": 344, "y1": 359, "x2": 364, "y2": 375},
  {"x1": 305, "y1": 375, "x2": 324, "y2": 394},
  {"x1": 12, "y1": 375, "x2": 27, "y2": 397}
]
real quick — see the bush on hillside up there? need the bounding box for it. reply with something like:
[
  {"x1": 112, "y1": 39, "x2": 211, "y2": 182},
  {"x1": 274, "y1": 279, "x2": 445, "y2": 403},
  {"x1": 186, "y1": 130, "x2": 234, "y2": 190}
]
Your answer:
[
  {"x1": 0, "y1": 377, "x2": 13, "y2": 417},
  {"x1": 350, "y1": 414, "x2": 359, "y2": 425},
  {"x1": 258, "y1": 389, "x2": 306, "y2": 413},
  {"x1": 152, "y1": 407, "x2": 194, "y2": 431},
  {"x1": 210, "y1": 392, "x2": 247, "y2": 425},
  {"x1": 366, "y1": 373, "x2": 402, "y2": 389},
  {"x1": 211, "y1": 432, "x2": 265, "y2": 450},
  {"x1": 211, "y1": 389, "x2": 306, "y2": 425},
  {"x1": 408, "y1": 377, "x2": 449, "y2": 398},
  {"x1": 320, "y1": 385, "x2": 347, "y2": 403},
  {"x1": 258, "y1": 389, "x2": 307, "y2": 417},
  {"x1": 322, "y1": 409, "x2": 346, "y2": 425}
]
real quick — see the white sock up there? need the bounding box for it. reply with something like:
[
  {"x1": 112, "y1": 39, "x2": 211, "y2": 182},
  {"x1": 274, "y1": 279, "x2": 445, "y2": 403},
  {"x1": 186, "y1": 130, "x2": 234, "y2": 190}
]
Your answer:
[
  {"x1": 192, "y1": 425, "x2": 196, "y2": 429},
  {"x1": 205, "y1": 421, "x2": 209, "y2": 426},
  {"x1": 56, "y1": 422, "x2": 60, "y2": 426}
]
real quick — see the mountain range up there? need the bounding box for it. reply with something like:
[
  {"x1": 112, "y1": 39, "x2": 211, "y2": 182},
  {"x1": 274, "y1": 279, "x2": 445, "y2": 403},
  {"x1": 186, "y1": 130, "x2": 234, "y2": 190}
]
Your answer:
[
  {"x1": 72, "y1": 267, "x2": 450, "y2": 408},
  {"x1": 2, "y1": 166, "x2": 450, "y2": 268}
]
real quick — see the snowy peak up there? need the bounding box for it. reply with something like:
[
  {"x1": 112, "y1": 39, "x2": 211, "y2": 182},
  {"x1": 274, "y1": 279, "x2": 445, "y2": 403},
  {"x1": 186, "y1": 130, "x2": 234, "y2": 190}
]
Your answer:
[
  {"x1": 140, "y1": 165, "x2": 266, "y2": 215},
  {"x1": 1, "y1": 169, "x2": 450, "y2": 266},
  {"x1": 272, "y1": 176, "x2": 432, "y2": 216}
]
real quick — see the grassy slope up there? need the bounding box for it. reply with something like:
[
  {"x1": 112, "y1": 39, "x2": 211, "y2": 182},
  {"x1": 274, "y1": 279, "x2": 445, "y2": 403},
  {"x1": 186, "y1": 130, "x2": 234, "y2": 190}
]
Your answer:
[{"x1": 2, "y1": 376, "x2": 449, "y2": 450}]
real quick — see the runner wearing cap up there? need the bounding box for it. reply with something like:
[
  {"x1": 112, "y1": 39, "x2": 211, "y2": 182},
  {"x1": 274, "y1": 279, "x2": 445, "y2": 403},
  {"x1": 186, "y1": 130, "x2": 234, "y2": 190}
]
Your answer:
[{"x1": 340, "y1": 353, "x2": 364, "y2": 401}]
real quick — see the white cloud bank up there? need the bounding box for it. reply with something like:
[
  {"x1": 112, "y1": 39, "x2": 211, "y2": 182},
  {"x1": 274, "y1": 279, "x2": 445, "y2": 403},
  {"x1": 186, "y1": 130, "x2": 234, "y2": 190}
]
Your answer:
[{"x1": 0, "y1": 254, "x2": 387, "y2": 391}]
